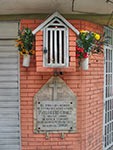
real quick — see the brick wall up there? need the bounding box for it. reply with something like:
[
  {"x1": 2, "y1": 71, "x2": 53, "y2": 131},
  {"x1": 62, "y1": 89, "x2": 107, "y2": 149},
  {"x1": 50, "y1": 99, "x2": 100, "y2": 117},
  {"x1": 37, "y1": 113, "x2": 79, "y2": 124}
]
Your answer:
[{"x1": 20, "y1": 19, "x2": 104, "y2": 150}]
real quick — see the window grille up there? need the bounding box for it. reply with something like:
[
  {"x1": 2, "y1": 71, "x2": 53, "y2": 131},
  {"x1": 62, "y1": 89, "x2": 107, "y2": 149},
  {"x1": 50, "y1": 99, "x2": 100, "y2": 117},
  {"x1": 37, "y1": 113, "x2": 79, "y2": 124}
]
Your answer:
[
  {"x1": 103, "y1": 26, "x2": 113, "y2": 150},
  {"x1": 43, "y1": 18, "x2": 69, "y2": 67},
  {"x1": 104, "y1": 26, "x2": 113, "y2": 46}
]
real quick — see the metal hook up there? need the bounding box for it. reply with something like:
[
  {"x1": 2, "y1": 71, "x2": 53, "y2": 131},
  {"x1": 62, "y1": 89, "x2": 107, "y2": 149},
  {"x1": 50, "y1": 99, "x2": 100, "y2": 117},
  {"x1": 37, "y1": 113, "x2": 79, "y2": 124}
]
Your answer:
[
  {"x1": 45, "y1": 132, "x2": 50, "y2": 139},
  {"x1": 54, "y1": 70, "x2": 58, "y2": 77},
  {"x1": 61, "y1": 133, "x2": 64, "y2": 139}
]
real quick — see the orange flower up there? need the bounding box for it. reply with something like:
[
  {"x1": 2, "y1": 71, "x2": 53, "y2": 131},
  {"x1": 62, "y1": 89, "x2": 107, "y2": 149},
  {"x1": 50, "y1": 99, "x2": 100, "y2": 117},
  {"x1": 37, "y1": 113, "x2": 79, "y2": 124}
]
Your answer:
[
  {"x1": 31, "y1": 50, "x2": 35, "y2": 55},
  {"x1": 15, "y1": 39, "x2": 20, "y2": 42},
  {"x1": 16, "y1": 41, "x2": 22, "y2": 47}
]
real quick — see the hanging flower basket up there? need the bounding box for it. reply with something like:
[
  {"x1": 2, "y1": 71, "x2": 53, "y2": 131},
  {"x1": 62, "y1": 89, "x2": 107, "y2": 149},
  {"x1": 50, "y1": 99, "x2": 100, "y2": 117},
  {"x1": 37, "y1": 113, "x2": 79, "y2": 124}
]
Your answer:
[
  {"x1": 76, "y1": 30, "x2": 108, "y2": 70},
  {"x1": 23, "y1": 55, "x2": 30, "y2": 67},
  {"x1": 81, "y1": 57, "x2": 89, "y2": 70},
  {"x1": 15, "y1": 27, "x2": 35, "y2": 67}
]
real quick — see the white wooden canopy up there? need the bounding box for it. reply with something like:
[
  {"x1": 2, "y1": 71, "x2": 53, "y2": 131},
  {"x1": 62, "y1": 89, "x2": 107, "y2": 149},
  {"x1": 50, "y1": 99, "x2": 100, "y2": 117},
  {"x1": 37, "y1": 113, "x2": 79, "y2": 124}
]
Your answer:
[{"x1": 32, "y1": 12, "x2": 79, "y2": 35}]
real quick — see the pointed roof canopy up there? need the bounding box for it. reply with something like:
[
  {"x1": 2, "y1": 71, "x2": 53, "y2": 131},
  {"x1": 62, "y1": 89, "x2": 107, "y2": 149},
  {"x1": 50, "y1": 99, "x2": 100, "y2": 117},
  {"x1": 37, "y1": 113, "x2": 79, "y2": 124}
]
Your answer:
[{"x1": 32, "y1": 11, "x2": 79, "y2": 35}]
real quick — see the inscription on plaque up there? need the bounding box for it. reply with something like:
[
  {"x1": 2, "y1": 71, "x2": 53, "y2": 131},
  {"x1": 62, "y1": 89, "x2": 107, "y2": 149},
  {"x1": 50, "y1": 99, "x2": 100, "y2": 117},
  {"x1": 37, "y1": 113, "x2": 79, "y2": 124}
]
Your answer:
[{"x1": 37, "y1": 101, "x2": 74, "y2": 131}]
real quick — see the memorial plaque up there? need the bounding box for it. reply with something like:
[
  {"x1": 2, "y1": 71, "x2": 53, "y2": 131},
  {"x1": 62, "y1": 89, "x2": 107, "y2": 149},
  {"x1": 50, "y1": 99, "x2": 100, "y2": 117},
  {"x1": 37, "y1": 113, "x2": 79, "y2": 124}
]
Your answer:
[
  {"x1": 34, "y1": 76, "x2": 77, "y2": 133},
  {"x1": 37, "y1": 100, "x2": 74, "y2": 131}
]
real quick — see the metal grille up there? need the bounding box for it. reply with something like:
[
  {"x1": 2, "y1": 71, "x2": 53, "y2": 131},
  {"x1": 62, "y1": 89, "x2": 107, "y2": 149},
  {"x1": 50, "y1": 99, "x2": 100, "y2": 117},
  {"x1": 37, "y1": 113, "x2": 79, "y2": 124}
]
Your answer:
[
  {"x1": 104, "y1": 26, "x2": 113, "y2": 46},
  {"x1": 103, "y1": 45, "x2": 113, "y2": 150},
  {"x1": 43, "y1": 18, "x2": 69, "y2": 67},
  {"x1": 0, "y1": 40, "x2": 21, "y2": 150}
]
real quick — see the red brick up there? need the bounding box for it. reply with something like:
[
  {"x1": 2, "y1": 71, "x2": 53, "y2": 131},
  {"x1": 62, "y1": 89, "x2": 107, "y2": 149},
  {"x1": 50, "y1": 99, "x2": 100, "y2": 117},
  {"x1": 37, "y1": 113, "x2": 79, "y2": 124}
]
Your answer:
[
  {"x1": 36, "y1": 46, "x2": 43, "y2": 51},
  {"x1": 69, "y1": 52, "x2": 76, "y2": 56},
  {"x1": 36, "y1": 35, "x2": 43, "y2": 41},
  {"x1": 70, "y1": 57, "x2": 76, "y2": 61},
  {"x1": 36, "y1": 31, "x2": 43, "y2": 36},
  {"x1": 69, "y1": 41, "x2": 76, "y2": 46},
  {"x1": 36, "y1": 41, "x2": 43, "y2": 46},
  {"x1": 35, "y1": 19, "x2": 44, "y2": 24},
  {"x1": 36, "y1": 56, "x2": 43, "y2": 61},
  {"x1": 21, "y1": 19, "x2": 35, "y2": 24},
  {"x1": 69, "y1": 37, "x2": 76, "y2": 41}
]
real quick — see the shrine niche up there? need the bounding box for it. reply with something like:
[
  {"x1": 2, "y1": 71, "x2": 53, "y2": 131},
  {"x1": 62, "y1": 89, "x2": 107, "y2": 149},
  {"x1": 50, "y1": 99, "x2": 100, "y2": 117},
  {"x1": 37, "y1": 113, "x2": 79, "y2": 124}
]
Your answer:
[
  {"x1": 32, "y1": 11, "x2": 78, "y2": 72},
  {"x1": 34, "y1": 76, "x2": 77, "y2": 133}
]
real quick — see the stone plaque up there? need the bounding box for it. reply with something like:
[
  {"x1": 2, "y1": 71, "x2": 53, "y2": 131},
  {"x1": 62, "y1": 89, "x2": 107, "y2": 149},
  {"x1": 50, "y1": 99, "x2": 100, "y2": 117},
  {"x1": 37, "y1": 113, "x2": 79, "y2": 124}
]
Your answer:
[
  {"x1": 34, "y1": 76, "x2": 76, "y2": 133},
  {"x1": 37, "y1": 100, "x2": 74, "y2": 131}
]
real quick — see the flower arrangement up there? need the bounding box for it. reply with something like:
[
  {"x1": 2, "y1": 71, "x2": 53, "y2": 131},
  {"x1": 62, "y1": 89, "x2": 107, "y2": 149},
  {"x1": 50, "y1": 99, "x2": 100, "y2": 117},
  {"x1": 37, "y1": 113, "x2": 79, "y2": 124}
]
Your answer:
[
  {"x1": 76, "y1": 30, "x2": 105, "y2": 66},
  {"x1": 15, "y1": 27, "x2": 35, "y2": 55}
]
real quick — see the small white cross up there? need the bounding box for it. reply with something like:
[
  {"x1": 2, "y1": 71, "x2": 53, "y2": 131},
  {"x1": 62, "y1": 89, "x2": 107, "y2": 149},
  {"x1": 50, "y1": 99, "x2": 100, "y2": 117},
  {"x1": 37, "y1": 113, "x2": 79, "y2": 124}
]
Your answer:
[{"x1": 49, "y1": 78, "x2": 62, "y2": 100}]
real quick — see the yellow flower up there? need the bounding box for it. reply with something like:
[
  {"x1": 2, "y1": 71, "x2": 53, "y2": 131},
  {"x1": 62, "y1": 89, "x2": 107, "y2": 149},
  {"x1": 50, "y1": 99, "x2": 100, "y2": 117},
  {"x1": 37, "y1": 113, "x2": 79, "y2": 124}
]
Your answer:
[
  {"x1": 80, "y1": 30, "x2": 85, "y2": 33},
  {"x1": 95, "y1": 34, "x2": 100, "y2": 40},
  {"x1": 20, "y1": 51, "x2": 24, "y2": 55},
  {"x1": 29, "y1": 49, "x2": 35, "y2": 55},
  {"x1": 80, "y1": 30, "x2": 89, "y2": 34},
  {"x1": 24, "y1": 49, "x2": 29, "y2": 55},
  {"x1": 20, "y1": 49, "x2": 29, "y2": 55}
]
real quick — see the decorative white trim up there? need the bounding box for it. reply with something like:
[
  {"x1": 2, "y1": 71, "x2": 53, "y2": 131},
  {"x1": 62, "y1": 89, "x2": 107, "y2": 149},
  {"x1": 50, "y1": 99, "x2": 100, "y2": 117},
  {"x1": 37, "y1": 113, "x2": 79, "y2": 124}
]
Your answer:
[{"x1": 32, "y1": 11, "x2": 79, "y2": 35}]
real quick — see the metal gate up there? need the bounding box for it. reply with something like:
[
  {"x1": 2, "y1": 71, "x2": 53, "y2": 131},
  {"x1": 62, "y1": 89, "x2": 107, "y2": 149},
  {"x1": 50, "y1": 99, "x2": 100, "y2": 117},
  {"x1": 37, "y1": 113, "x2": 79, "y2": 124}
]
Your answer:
[
  {"x1": 103, "y1": 27, "x2": 113, "y2": 150},
  {"x1": 0, "y1": 22, "x2": 21, "y2": 150}
]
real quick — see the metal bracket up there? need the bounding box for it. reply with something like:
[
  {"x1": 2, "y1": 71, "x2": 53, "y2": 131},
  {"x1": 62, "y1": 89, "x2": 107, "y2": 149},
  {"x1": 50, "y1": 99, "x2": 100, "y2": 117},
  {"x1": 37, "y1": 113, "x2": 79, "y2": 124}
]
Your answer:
[
  {"x1": 43, "y1": 47, "x2": 48, "y2": 53},
  {"x1": 61, "y1": 133, "x2": 64, "y2": 139},
  {"x1": 45, "y1": 132, "x2": 50, "y2": 139},
  {"x1": 54, "y1": 70, "x2": 58, "y2": 77}
]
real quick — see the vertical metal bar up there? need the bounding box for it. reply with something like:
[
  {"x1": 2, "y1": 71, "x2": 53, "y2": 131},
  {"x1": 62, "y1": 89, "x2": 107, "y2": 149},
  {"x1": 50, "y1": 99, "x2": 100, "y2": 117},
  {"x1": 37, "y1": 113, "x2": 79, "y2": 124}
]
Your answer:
[
  {"x1": 111, "y1": 50, "x2": 112, "y2": 97},
  {"x1": 64, "y1": 29, "x2": 66, "y2": 64},
  {"x1": 57, "y1": 30, "x2": 59, "y2": 64},
  {"x1": 44, "y1": 29, "x2": 48, "y2": 66},
  {"x1": 110, "y1": 50, "x2": 111, "y2": 97},
  {"x1": 109, "y1": 49, "x2": 111, "y2": 97},
  {"x1": 54, "y1": 30, "x2": 57, "y2": 65},
  {"x1": 112, "y1": 29, "x2": 113, "y2": 45},
  {"x1": 103, "y1": 45, "x2": 107, "y2": 149},
  {"x1": 110, "y1": 50, "x2": 113, "y2": 96},
  {"x1": 108, "y1": 49, "x2": 109, "y2": 98},
  {"x1": 50, "y1": 30, "x2": 53, "y2": 64},
  {"x1": 59, "y1": 30, "x2": 62, "y2": 65},
  {"x1": 46, "y1": 29, "x2": 48, "y2": 65},
  {"x1": 112, "y1": 47, "x2": 113, "y2": 147},
  {"x1": 111, "y1": 29, "x2": 112, "y2": 45},
  {"x1": 108, "y1": 30, "x2": 110, "y2": 45},
  {"x1": 62, "y1": 30, "x2": 64, "y2": 64},
  {"x1": 43, "y1": 28, "x2": 46, "y2": 67},
  {"x1": 66, "y1": 28, "x2": 69, "y2": 67}
]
